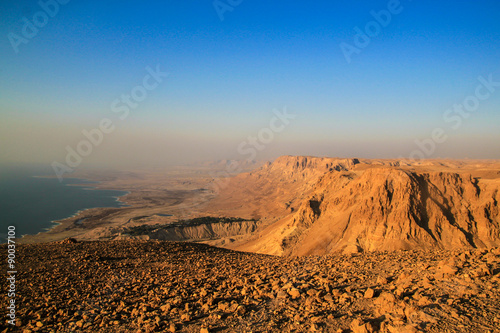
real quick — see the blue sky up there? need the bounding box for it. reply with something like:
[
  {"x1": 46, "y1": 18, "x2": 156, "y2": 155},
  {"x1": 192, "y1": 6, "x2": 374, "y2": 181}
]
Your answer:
[{"x1": 1, "y1": 0, "x2": 499, "y2": 169}]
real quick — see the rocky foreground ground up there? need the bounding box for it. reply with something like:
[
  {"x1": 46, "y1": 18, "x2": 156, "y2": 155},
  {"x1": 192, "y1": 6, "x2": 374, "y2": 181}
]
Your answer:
[{"x1": 1, "y1": 240, "x2": 500, "y2": 333}]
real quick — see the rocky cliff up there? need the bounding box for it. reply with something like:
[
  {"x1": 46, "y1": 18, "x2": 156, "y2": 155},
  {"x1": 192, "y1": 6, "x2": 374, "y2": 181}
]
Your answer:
[
  {"x1": 204, "y1": 156, "x2": 500, "y2": 256},
  {"x1": 146, "y1": 220, "x2": 260, "y2": 242}
]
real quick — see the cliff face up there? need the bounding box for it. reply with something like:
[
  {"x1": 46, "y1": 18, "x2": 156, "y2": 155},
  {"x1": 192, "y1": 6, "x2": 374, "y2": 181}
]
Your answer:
[
  {"x1": 206, "y1": 156, "x2": 500, "y2": 256},
  {"x1": 286, "y1": 168, "x2": 500, "y2": 256},
  {"x1": 206, "y1": 156, "x2": 361, "y2": 220},
  {"x1": 146, "y1": 220, "x2": 260, "y2": 242}
]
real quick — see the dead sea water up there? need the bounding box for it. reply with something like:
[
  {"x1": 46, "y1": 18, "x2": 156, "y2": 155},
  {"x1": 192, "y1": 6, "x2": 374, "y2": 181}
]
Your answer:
[{"x1": 0, "y1": 165, "x2": 128, "y2": 240}]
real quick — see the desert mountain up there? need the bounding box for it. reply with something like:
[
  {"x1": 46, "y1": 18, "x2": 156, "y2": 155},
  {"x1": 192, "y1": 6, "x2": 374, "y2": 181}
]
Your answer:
[{"x1": 204, "y1": 156, "x2": 500, "y2": 256}]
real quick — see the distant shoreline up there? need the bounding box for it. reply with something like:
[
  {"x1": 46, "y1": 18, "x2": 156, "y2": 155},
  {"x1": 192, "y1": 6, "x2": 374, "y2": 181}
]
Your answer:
[
  {"x1": 41, "y1": 177, "x2": 130, "y2": 235},
  {"x1": 16, "y1": 167, "x2": 216, "y2": 244},
  {"x1": 10, "y1": 175, "x2": 130, "y2": 243}
]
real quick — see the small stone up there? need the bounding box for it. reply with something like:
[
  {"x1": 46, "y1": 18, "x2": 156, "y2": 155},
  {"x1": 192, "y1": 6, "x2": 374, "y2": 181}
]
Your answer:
[
  {"x1": 160, "y1": 304, "x2": 171, "y2": 312},
  {"x1": 397, "y1": 324, "x2": 419, "y2": 333},
  {"x1": 418, "y1": 296, "x2": 431, "y2": 307},
  {"x1": 374, "y1": 292, "x2": 396, "y2": 315},
  {"x1": 339, "y1": 293, "x2": 351, "y2": 305},
  {"x1": 331, "y1": 289, "x2": 342, "y2": 297},
  {"x1": 236, "y1": 305, "x2": 246, "y2": 315},
  {"x1": 217, "y1": 302, "x2": 229, "y2": 312},
  {"x1": 377, "y1": 276, "x2": 389, "y2": 285},
  {"x1": 473, "y1": 264, "x2": 491, "y2": 277},
  {"x1": 350, "y1": 318, "x2": 374, "y2": 333},
  {"x1": 435, "y1": 264, "x2": 458, "y2": 279},
  {"x1": 364, "y1": 288, "x2": 375, "y2": 299},
  {"x1": 441, "y1": 264, "x2": 458, "y2": 275},
  {"x1": 307, "y1": 288, "x2": 318, "y2": 296},
  {"x1": 289, "y1": 288, "x2": 301, "y2": 299},
  {"x1": 277, "y1": 290, "x2": 288, "y2": 299}
]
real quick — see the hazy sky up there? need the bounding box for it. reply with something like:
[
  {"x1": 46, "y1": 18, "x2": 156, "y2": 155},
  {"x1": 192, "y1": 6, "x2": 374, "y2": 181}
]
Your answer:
[{"x1": 1, "y1": 0, "x2": 499, "y2": 171}]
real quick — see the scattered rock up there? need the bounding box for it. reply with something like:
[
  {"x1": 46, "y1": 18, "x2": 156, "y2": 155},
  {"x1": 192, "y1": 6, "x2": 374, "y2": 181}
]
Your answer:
[
  {"x1": 377, "y1": 276, "x2": 389, "y2": 285},
  {"x1": 289, "y1": 288, "x2": 301, "y2": 299},
  {"x1": 364, "y1": 288, "x2": 375, "y2": 299},
  {"x1": 59, "y1": 237, "x2": 78, "y2": 244},
  {"x1": 5, "y1": 241, "x2": 499, "y2": 333},
  {"x1": 350, "y1": 318, "x2": 375, "y2": 333}
]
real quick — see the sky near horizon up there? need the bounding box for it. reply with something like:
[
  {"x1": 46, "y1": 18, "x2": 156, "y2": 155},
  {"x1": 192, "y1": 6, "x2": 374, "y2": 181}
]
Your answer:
[{"x1": 1, "y1": 0, "x2": 499, "y2": 171}]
